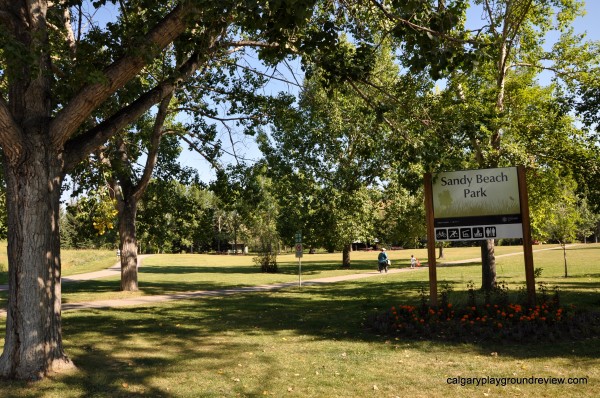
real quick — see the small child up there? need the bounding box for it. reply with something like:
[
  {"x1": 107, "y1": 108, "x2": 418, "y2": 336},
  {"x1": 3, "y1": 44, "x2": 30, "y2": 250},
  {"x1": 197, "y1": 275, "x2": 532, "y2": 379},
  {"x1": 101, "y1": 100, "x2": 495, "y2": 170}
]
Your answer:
[{"x1": 410, "y1": 254, "x2": 417, "y2": 268}]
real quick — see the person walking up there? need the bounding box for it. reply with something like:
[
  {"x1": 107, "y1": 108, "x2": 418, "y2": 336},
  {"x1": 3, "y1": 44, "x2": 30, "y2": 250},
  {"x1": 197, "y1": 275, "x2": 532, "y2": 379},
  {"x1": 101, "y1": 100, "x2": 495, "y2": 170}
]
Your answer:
[{"x1": 378, "y1": 248, "x2": 389, "y2": 273}]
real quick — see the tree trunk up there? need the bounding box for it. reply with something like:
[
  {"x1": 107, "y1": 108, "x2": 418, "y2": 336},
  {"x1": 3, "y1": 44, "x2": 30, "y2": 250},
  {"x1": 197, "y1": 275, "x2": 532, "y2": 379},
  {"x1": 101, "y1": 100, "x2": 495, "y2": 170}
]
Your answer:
[
  {"x1": 481, "y1": 239, "x2": 496, "y2": 291},
  {"x1": 342, "y1": 244, "x2": 351, "y2": 268},
  {"x1": 437, "y1": 244, "x2": 445, "y2": 259},
  {"x1": 117, "y1": 195, "x2": 139, "y2": 291},
  {"x1": 562, "y1": 243, "x2": 568, "y2": 278},
  {"x1": 0, "y1": 2, "x2": 73, "y2": 376},
  {"x1": 0, "y1": 145, "x2": 73, "y2": 379}
]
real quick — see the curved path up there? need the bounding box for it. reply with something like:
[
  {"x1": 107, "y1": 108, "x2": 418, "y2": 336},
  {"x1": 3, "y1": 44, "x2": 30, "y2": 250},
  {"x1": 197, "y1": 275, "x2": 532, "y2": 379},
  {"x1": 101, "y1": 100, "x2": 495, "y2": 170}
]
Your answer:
[{"x1": 0, "y1": 245, "x2": 578, "y2": 316}]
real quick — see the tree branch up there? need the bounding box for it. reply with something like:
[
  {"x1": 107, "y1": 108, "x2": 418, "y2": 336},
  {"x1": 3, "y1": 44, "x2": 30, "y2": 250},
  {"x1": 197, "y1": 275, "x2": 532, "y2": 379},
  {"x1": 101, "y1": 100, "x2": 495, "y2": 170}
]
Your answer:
[
  {"x1": 63, "y1": 49, "x2": 211, "y2": 172},
  {"x1": 0, "y1": 97, "x2": 24, "y2": 164},
  {"x1": 347, "y1": 80, "x2": 412, "y2": 142},
  {"x1": 50, "y1": 3, "x2": 192, "y2": 148},
  {"x1": 367, "y1": 0, "x2": 479, "y2": 45},
  {"x1": 227, "y1": 60, "x2": 303, "y2": 89},
  {"x1": 509, "y1": 62, "x2": 580, "y2": 77},
  {"x1": 173, "y1": 131, "x2": 224, "y2": 171},
  {"x1": 132, "y1": 93, "x2": 173, "y2": 202},
  {"x1": 221, "y1": 40, "x2": 282, "y2": 49},
  {"x1": 60, "y1": 5, "x2": 77, "y2": 59},
  {"x1": 174, "y1": 107, "x2": 265, "y2": 123}
]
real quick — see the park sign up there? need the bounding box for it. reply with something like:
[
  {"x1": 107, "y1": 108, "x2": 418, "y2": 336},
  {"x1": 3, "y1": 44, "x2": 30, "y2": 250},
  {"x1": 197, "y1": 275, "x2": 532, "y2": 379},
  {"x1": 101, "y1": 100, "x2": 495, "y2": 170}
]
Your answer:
[
  {"x1": 431, "y1": 167, "x2": 523, "y2": 241},
  {"x1": 424, "y1": 166, "x2": 536, "y2": 306}
]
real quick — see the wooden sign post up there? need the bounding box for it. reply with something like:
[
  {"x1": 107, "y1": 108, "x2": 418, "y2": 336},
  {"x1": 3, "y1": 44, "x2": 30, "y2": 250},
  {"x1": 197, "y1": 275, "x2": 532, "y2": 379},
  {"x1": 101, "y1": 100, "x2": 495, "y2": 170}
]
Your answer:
[
  {"x1": 424, "y1": 173, "x2": 438, "y2": 306},
  {"x1": 517, "y1": 166, "x2": 536, "y2": 304}
]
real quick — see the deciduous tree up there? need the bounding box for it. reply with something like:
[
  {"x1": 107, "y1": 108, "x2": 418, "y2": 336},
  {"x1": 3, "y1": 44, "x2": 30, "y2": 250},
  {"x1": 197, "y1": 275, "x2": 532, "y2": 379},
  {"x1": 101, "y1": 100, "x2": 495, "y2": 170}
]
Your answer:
[{"x1": 0, "y1": 0, "x2": 330, "y2": 379}]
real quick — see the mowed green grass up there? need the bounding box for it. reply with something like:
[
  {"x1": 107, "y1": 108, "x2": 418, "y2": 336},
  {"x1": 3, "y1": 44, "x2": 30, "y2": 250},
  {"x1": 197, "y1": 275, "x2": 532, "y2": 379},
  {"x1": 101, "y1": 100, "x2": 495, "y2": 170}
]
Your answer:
[
  {"x1": 0, "y1": 244, "x2": 117, "y2": 285},
  {"x1": 0, "y1": 244, "x2": 599, "y2": 397},
  {"x1": 58, "y1": 244, "x2": 560, "y2": 303}
]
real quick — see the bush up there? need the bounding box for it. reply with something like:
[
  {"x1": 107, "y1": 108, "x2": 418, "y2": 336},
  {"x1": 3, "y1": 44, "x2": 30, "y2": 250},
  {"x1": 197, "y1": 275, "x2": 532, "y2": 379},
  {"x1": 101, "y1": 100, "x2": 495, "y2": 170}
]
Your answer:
[{"x1": 253, "y1": 250, "x2": 278, "y2": 273}]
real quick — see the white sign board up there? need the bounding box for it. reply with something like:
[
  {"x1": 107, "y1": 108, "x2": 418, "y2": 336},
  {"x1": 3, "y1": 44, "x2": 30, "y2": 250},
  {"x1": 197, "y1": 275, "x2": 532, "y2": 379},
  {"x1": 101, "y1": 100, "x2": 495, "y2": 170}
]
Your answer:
[{"x1": 431, "y1": 167, "x2": 523, "y2": 241}]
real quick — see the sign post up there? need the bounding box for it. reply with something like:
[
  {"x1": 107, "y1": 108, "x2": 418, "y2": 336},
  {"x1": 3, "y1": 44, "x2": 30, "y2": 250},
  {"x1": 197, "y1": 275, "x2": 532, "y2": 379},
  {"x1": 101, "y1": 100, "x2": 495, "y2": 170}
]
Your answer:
[
  {"x1": 424, "y1": 173, "x2": 438, "y2": 306},
  {"x1": 517, "y1": 166, "x2": 536, "y2": 304},
  {"x1": 295, "y1": 231, "x2": 303, "y2": 287}
]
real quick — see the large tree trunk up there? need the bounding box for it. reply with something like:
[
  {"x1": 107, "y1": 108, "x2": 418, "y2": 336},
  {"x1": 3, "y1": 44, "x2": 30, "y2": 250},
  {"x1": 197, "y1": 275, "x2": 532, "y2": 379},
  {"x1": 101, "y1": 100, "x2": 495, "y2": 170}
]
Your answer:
[
  {"x1": 0, "y1": 144, "x2": 73, "y2": 379},
  {"x1": 0, "y1": 0, "x2": 73, "y2": 377},
  {"x1": 342, "y1": 244, "x2": 351, "y2": 268},
  {"x1": 481, "y1": 239, "x2": 496, "y2": 291},
  {"x1": 117, "y1": 195, "x2": 139, "y2": 291}
]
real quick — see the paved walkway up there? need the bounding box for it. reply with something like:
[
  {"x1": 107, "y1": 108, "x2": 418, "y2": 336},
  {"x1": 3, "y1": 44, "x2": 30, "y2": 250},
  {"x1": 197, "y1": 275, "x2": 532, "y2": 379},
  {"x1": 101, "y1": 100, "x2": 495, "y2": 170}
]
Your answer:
[
  {"x1": 0, "y1": 259, "x2": 426, "y2": 316},
  {"x1": 0, "y1": 245, "x2": 576, "y2": 316}
]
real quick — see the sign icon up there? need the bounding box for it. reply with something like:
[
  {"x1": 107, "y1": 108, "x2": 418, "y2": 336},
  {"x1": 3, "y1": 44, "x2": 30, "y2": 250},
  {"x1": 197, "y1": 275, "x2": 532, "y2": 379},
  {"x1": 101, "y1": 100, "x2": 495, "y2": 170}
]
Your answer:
[
  {"x1": 473, "y1": 227, "x2": 484, "y2": 238},
  {"x1": 436, "y1": 229, "x2": 448, "y2": 240},
  {"x1": 448, "y1": 228, "x2": 460, "y2": 239},
  {"x1": 460, "y1": 228, "x2": 472, "y2": 239},
  {"x1": 485, "y1": 226, "x2": 497, "y2": 238},
  {"x1": 295, "y1": 243, "x2": 303, "y2": 258}
]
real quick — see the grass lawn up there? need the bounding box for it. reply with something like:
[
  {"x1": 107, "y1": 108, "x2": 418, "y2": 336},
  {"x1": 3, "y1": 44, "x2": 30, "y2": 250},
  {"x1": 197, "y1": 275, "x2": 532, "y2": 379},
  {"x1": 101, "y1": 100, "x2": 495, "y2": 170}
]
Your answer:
[
  {"x1": 0, "y1": 244, "x2": 599, "y2": 397},
  {"x1": 0, "y1": 244, "x2": 117, "y2": 285}
]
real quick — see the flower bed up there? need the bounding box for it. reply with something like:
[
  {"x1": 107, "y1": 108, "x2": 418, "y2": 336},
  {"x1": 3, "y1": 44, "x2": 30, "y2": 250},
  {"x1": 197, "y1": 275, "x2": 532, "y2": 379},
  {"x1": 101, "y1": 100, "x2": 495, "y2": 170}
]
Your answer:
[{"x1": 369, "y1": 300, "x2": 600, "y2": 343}]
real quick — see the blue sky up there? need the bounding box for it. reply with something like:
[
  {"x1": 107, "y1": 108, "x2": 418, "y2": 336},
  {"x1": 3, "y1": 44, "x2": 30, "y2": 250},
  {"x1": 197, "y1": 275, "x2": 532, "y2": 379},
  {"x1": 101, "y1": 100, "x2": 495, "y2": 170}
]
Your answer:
[
  {"x1": 179, "y1": 2, "x2": 600, "y2": 184},
  {"x1": 565, "y1": 0, "x2": 599, "y2": 37}
]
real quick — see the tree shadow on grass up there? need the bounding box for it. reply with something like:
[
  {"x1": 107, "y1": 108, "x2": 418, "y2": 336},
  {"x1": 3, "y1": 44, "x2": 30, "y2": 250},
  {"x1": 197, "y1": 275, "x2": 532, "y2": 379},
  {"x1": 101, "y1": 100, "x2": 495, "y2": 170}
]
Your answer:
[
  {"x1": 3, "y1": 275, "x2": 598, "y2": 396},
  {"x1": 277, "y1": 259, "x2": 386, "y2": 275},
  {"x1": 60, "y1": 279, "x2": 261, "y2": 300},
  {"x1": 138, "y1": 259, "x2": 394, "y2": 276},
  {"x1": 437, "y1": 260, "x2": 482, "y2": 267},
  {"x1": 139, "y1": 265, "x2": 259, "y2": 275}
]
